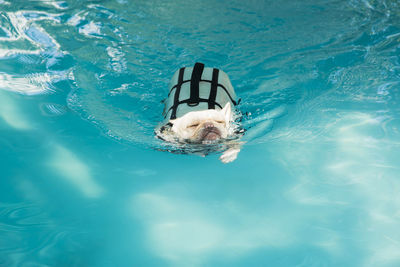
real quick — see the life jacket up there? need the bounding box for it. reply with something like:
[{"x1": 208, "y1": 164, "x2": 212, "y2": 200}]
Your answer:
[{"x1": 163, "y1": 62, "x2": 239, "y2": 121}]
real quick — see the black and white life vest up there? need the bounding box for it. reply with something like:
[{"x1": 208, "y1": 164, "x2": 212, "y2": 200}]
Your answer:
[{"x1": 163, "y1": 62, "x2": 239, "y2": 121}]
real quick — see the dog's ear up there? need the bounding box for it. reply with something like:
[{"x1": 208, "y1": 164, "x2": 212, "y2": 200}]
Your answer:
[{"x1": 221, "y1": 103, "x2": 232, "y2": 122}]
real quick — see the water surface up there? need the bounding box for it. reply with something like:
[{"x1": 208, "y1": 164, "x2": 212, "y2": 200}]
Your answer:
[{"x1": 1, "y1": 0, "x2": 400, "y2": 266}]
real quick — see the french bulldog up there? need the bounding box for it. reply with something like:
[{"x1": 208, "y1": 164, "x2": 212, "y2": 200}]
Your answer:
[{"x1": 156, "y1": 63, "x2": 242, "y2": 163}]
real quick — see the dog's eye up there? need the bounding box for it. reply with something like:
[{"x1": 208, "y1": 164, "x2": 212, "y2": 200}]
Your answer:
[
  {"x1": 216, "y1": 120, "x2": 225, "y2": 124},
  {"x1": 188, "y1": 123, "x2": 199, "y2": 128}
]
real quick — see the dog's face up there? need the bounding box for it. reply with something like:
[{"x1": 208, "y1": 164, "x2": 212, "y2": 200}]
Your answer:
[{"x1": 169, "y1": 103, "x2": 232, "y2": 143}]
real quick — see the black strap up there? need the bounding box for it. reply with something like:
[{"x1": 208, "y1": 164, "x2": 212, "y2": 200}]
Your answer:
[
  {"x1": 178, "y1": 98, "x2": 222, "y2": 109},
  {"x1": 188, "y1": 63, "x2": 204, "y2": 106},
  {"x1": 168, "y1": 79, "x2": 237, "y2": 106},
  {"x1": 208, "y1": 68, "x2": 219, "y2": 109},
  {"x1": 166, "y1": 99, "x2": 223, "y2": 117},
  {"x1": 170, "y1": 67, "x2": 185, "y2": 119}
]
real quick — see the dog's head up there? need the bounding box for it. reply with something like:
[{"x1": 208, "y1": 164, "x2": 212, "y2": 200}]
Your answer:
[{"x1": 169, "y1": 103, "x2": 232, "y2": 143}]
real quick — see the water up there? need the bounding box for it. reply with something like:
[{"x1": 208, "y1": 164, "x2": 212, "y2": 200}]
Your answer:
[{"x1": 1, "y1": 0, "x2": 400, "y2": 266}]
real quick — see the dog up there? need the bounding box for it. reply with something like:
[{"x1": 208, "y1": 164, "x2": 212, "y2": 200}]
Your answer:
[{"x1": 156, "y1": 63, "x2": 242, "y2": 163}]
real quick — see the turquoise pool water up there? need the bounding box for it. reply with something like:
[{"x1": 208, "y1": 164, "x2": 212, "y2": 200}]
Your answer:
[{"x1": 1, "y1": 0, "x2": 400, "y2": 266}]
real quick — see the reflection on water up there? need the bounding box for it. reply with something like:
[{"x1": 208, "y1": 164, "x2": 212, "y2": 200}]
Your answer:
[
  {"x1": 1, "y1": 0, "x2": 400, "y2": 266},
  {"x1": 133, "y1": 192, "x2": 297, "y2": 265},
  {"x1": 0, "y1": 72, "x2": 57, "y2": 95},
  {"x1": 0, "y1": 91, "x2": 32, "y2": 129},
  {"x1": 275, "y1": 111, "x2": 400, "y2": 266},
  {"x1": 48, "y1": 144, "x2": 104, "y2": 198}
]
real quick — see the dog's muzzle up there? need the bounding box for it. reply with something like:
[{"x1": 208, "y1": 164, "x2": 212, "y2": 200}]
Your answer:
[{"x1": 199, "y1": 122, "x2": 222, "y2": 141}]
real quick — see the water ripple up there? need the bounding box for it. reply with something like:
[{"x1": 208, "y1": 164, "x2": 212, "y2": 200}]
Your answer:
[
  {"x1": 0, "y1": 201, "x2": 90, "y2": 266},
  {"x1": 1, "y1": 0, "x2": 399, "y2": 151}
]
